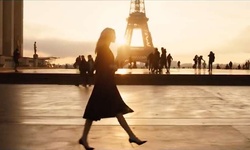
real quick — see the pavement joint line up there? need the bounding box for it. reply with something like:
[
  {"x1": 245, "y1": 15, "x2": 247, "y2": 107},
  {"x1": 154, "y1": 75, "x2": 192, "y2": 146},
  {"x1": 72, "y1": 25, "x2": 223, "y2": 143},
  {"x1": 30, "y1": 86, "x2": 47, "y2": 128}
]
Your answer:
[{"x1": 3, "y1": 119, "x2": 250, "y2": 126}]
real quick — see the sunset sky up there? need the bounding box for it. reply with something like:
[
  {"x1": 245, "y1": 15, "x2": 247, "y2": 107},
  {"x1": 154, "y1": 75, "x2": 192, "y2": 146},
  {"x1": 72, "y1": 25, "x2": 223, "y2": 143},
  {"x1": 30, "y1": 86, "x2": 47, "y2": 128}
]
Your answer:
[{"x1": 23, "y1": 0, "x2": 250, "y2": 64}]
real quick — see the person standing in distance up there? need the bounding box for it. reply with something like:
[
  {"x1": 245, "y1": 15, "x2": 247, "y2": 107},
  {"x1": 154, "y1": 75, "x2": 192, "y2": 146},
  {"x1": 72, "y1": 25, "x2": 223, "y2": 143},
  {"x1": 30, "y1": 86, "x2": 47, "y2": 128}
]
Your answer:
[
  {"x1": 13, "y1": 48, "x2": 20, "y2": 72},
  {"x1": 208, "y1": 51, "x2": 215, "y2": 73},
  {"x1": 79, "y1": 28, "x2": 147, "y2": 150}
]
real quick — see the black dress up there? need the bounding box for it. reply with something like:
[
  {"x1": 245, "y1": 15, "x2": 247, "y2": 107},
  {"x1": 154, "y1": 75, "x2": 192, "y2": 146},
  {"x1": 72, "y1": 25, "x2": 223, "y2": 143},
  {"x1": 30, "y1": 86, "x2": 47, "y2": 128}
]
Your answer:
[{"x1": 83, "y1": 46, "x2": 133, "y2": 121}]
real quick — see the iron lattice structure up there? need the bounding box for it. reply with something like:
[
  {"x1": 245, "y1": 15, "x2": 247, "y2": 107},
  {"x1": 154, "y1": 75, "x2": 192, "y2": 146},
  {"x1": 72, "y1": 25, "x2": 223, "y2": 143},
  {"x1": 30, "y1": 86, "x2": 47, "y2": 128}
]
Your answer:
[{"x1": 116, "y1": 0, "x2": 154, "y2": 67}]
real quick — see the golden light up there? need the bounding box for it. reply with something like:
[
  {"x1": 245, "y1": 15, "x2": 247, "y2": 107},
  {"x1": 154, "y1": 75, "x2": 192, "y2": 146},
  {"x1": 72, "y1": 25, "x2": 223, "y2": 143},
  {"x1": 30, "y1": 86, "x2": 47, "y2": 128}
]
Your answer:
[
  {"x1": 116, "y1": 68, "x2": 129, "y2": 75},
  {"x1": 116, "y1": 35, "x2": 126, "y2": 46},
  {"x1": 131, "y1": 29, "x2": 144, "y2": 47}
]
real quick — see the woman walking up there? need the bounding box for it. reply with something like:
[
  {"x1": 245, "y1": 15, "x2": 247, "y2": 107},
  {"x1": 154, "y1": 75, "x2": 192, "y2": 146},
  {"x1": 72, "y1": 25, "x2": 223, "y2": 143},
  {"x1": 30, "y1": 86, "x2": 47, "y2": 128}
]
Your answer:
[{"x1": 79, "y1": 28, "x2": 147, "y2": 150}]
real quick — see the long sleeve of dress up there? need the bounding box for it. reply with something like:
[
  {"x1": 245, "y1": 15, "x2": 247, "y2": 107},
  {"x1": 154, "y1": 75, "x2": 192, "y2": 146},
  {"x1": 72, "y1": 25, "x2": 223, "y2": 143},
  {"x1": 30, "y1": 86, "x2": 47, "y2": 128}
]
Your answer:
[{"x1": 94, "y1": 48, "x2": 115, "y2": 85}]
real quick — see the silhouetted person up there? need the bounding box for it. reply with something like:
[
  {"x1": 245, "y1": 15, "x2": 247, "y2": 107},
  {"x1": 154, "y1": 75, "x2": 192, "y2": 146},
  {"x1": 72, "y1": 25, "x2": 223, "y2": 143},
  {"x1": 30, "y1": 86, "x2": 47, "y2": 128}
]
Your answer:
[
  {"x1": 203, "y1": 61, "x2": 207, "y2": 69},
  {"x1": 128, "y1": 56, "x2": 133, "y2": 69},
  {"x1": 216, "y1": 64, "x2": 221, "y2": 69},
  {"x1": 229, "y1": 61, "x2": 233, "y2": 69},
  {"x1": 208, "y1": 51, "x2": 215, "y2": 73},
  {"x1": 193, "y1": 55, "x2": 198, "y2": 69},
  {"x1": 147, "y1": 52, "x2": 154, "y2": 72},
  {"x1": 152, "y1": 48, "x2": 160, "y2": 73},
  {"x1": 244, "y1": 61, "x2": 248, "y2": 69},
  {"x1": 132, "y1": 60, "x2": 137, "y2": 68},
  {"x1": 177, "y1": 61, "x2": 181, "y2": 69},
  {"x1": 160, "y1": 47, "x2": 167, "y2": 72},
  {"x1": 197, "y1": 55, "x2": 205, "y2": 70},
  {"x1": 76, "y1": 55, "x2": 88, "y2": 87},
  {"x1": 74, "y1": 55, "x2": 81, "y2": 69},
  {"x1": 87, "y1": 55, "x2": 95, "y2": 86},
  {"x1": 238, "y1": 64, "x2": 241, "y2": 69},
  {"x1": 13, "y1": 48, "x2": 20, "y2": 72},
  {"x1": 79, "y1": 28, "x2": 146, "y2": 150},
  {"x1": 243, "y1": 61, "x2": 249, "y2": 69},
  {"x1": 247, "y1": 60, "x2": 250, "y2": 69},
  {"x1": 166, "y1": 53, "x2": 173, "y2": 73}
]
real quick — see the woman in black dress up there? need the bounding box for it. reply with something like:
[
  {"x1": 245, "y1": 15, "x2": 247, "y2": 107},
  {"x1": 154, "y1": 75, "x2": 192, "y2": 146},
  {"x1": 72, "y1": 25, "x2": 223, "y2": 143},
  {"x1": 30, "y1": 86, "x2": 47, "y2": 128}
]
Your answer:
[{"x1": 79, "y1": 28, "x2": 146, "y2": 150}]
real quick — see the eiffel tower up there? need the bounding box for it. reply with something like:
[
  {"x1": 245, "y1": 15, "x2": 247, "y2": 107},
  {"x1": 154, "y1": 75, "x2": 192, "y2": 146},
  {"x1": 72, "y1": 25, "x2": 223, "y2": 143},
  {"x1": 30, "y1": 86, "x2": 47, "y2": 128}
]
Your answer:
[{"x1": 116, "y1": 0, "x2": 154, "y2": 67}]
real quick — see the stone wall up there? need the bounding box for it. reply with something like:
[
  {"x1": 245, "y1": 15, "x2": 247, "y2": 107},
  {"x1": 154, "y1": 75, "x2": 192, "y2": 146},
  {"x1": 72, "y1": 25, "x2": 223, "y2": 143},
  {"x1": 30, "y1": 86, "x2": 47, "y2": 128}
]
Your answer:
[{"x1": 0, "y1": 1, "x2": 23, "y2": 59}]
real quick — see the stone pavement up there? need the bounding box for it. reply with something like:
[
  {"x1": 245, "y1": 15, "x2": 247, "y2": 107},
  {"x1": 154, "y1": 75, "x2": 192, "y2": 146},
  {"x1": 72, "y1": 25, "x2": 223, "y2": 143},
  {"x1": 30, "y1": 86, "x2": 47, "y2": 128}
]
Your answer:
[{"x1": 0, "y1": 84, "x2": 250, "y2": 150}]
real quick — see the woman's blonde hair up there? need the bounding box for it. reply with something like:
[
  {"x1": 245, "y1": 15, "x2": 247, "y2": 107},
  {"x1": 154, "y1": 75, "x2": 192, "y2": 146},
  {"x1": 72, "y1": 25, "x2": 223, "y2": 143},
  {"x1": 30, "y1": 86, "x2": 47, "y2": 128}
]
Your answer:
[{"x1": 95, "y1": 28, "x2": 115, "y2": 54}]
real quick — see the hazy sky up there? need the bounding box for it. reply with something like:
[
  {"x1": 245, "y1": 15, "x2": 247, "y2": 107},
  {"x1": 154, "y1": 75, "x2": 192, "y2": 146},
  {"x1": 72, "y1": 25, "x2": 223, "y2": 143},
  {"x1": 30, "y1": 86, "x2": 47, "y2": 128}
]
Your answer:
[{"x1": 23, "y1": 0, "x2": 250, "y2": 64}]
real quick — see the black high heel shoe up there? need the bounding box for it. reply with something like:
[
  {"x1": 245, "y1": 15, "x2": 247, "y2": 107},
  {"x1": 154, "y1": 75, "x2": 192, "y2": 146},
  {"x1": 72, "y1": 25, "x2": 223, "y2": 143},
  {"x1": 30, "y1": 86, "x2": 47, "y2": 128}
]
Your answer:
[
  {"x1": 129, "y1": 138, "x2": 147, "y2": 145},
  {"x1": 78, "y1": 139, "x2": 94, "y2": 150}
]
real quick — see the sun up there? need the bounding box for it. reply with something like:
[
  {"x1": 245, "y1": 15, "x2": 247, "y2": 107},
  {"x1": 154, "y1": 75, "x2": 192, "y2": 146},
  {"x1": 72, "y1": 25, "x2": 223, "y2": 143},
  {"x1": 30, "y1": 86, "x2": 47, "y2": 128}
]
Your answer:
[{"x1": 115, "y1": 28, "x2": 144, "y2": 47}]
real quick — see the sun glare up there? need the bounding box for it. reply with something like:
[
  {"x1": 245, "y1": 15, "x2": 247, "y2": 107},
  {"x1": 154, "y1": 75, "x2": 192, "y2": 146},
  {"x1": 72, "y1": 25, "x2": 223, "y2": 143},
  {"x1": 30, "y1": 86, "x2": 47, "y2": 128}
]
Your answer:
[
  {"x1": 116, "y1": 35, "x2": 126, "y2": 45},
  {"x1": 131, "y1": 29, "x2": 144, "y2": 47}
]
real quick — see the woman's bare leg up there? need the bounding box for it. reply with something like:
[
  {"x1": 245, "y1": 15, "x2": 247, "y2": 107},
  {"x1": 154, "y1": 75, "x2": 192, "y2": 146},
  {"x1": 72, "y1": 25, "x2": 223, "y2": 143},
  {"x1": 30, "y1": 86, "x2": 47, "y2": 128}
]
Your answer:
[
  {"x1": 116, "y1": 113, "x2": 137, "y2": 139},
  {"x1": 116, "y1": 114, "x2": 147, "y2": 145},
  {"x1": 80, "y1": 119, "x2": 93, "y2": 147},
  {"x1": 116, "y1": 113, "x2": 147, "y2": 145}
]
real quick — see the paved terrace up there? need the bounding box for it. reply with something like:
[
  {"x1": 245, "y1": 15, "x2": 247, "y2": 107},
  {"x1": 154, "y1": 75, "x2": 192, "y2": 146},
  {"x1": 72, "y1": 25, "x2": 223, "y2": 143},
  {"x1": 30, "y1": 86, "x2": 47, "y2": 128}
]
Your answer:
[
  {"x1": 0, "y1": 68, "x2": 250, "y2": 149},
  {"x1": 0, "y1": 84, "x2": 250, "y2": 150},
  {"x1": 0, "y1": 68, "x2": 250, "y2": 85}
]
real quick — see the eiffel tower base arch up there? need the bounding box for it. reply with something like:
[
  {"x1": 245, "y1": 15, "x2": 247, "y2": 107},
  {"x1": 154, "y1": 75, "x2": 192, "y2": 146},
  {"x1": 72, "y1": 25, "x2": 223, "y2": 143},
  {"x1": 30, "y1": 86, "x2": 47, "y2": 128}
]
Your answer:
[{"x1": 116, "y1": 45, "x2": 154, "y2": 68}]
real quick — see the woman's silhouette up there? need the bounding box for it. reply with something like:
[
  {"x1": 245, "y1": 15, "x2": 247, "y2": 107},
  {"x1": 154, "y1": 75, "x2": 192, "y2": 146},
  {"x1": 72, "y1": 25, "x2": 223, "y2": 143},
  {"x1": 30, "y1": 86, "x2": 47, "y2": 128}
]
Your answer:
[{"x1": 79, "y1": 28, "x2": 146, "y2": 150}]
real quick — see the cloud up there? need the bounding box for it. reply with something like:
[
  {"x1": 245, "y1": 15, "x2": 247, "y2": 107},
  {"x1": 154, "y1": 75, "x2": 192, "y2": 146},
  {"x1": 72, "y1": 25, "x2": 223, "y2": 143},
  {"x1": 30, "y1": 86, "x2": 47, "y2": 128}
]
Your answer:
[
  {"x1": 23, "y1": 38, "x2": 96, "y2": 58},
  {"x1": 220, "y1": 26, "x2": 250, "y2": 54},
  {"x1": 23, "y1": 24, "x2": 250, "y2": 65}
]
